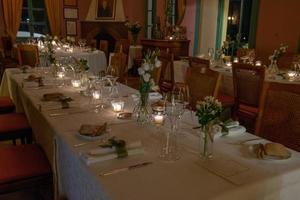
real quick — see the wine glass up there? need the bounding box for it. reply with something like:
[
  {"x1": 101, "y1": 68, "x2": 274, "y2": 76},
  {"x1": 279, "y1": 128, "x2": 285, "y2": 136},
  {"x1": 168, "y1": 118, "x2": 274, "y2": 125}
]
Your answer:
[{"x1": 78, "y1": 39, "x2": 86, "y2": 50}]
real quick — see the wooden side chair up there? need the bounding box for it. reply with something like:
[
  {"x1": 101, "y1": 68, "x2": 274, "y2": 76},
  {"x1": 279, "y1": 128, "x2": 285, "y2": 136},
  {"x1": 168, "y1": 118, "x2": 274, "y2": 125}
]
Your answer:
[
  {"x1": 158, "y1": 51, "x2": 175, "y2": 93},
  {"x1": 0, "y1": 113, "x2": 32, "y2": 145},
  {"x1": 115, "y1": 39, "x2": 130, "y2": 54},
  {"x1": 1, "y1": 36, "x2": 13, "y2": 58},
  {"x1": 99, "y1": 40, "x2": 109, "y2": 60},
  {"x1": 189, "y1": 57, "x2": 210, "y2": 69},
  {"x1": 232, "y1": 63, "x2": 265, "y2": 133},
  {"x1": 110, "y1": 52, "x2": 128, "y2": 83},
  {"x1": 0, "y1": 96, "x2": 15, "y2": 114},
  {"x1": 255, "y1": 82, "x2": 300, "y2": 152},
  {"x1": 0, "y1": 144, "x2": 52, "y2": 199},
  {"x1": 185, "y1": 66, "x2": 222, "y2": 110},
  {"x1": 17, "y1": 44, "x2": 39, "y2": 67},
  {"x1": 236, "y1": 48, "x2": 256, "y2": 59}
]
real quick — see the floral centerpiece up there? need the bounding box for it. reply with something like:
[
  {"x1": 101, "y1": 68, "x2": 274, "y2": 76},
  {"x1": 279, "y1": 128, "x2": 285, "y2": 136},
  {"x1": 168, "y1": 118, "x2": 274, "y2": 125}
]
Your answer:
[
  {"x1": 133, "y1": 50, "x2": 161, "y2": 123},
  {"x1": 125, "y1": 21, "x2": 142, "y2": 46},
  {"x1": 43, "y1": 35, "x2": 56, "y2": 65},
  {"x1": 268, "y1": 43, "x2": 288, "y2": 74},
  {"x1": 196, "y1": 96, "x2": 223, "y2": 159}
]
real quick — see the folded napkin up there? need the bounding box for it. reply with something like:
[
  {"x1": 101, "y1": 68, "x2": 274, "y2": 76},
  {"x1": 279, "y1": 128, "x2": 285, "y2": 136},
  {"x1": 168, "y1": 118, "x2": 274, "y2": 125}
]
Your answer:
[
  {"x1": 131, "y1": 92, "x2": 162, "y2": 102},
  {"x1": 214, "y1": 121, "x2": 246, "y2": 138},
  {"x1": 81, "y1": 141, "x2": 144, "y2": 165},
  {"x1": 79, "y1": 123, "x2": 107, "y2": 137},
  {"x1": 42, "y1": 93, "x2": 64, "y2": 101}
]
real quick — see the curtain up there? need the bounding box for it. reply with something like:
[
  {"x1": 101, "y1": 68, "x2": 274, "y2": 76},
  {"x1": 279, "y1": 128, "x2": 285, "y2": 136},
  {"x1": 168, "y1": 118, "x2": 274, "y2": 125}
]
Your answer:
[
  {"x1": 2, "y1": 0, "x2": 23, "y2": 42},
  {"x1": 44, "y1": 0, "x2": 62, "y2": 36}
]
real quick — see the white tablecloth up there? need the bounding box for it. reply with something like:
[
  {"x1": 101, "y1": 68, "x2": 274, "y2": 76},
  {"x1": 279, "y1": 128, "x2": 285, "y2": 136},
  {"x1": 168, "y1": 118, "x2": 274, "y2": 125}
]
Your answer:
[
  {"x1": 174, "y1": 60, "x2": 300, "y2": 96},
  {"x1": 1, "y1": 68, "x2": 300, "y2": 200},
  {"x1": 54, "y1": 49, "x2": 107, "y2": 75}
]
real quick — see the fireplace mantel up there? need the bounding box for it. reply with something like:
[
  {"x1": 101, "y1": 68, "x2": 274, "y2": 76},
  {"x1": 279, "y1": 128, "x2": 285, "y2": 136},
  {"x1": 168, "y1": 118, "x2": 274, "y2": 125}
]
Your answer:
[{"x1": 80, "y1": 21, "x2": 128, "y2": 41}]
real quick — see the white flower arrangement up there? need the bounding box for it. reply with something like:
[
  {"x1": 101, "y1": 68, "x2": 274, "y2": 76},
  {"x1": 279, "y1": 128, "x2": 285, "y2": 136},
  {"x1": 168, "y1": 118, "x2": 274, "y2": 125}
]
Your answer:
[
  {"x1": 196, "y1": 96, "x2": 222, "y2": 126},
  {"x1": 138, "y1": 50, "x2": 161, "y2": 91},
  {"x1": 269, "y1": 43, "x2": 288, "y2": 63}
]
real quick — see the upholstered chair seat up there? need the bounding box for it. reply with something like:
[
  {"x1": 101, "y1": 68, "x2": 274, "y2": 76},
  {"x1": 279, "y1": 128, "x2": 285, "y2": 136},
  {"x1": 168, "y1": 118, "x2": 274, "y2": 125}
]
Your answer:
[{"x1": 0, "y1": 96, "x2": 15, "y2": 114}]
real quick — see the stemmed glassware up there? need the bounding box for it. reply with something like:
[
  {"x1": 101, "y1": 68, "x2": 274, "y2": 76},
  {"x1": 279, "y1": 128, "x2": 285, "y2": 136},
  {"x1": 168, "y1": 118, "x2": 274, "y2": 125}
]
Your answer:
[
  {"x1": 78, "y1": 39, "x2": 87, "y2": 50},
  {"x1": 105, "y1": 65, "x2": 119, "y2": 99}
]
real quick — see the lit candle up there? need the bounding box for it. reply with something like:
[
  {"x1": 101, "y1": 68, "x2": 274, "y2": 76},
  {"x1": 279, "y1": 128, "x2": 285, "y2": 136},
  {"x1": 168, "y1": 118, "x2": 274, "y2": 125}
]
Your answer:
[
  {"x1": 51, "y1": 40, "x2": 56, "y2": 46},
  {"x1": 233, "y1": 57, "x2": 239, "y2": 63},
  {"x1": 288, "y1": 71, "x2": 296, "y2": 79},
  {"x1": 111, "y1": 100, "x2": 124, "y2": 113},
  {"x1": 255, "y1": 61, "x2": 262, "y2": 66},
  {"x1": 56, "y1": 47, "x2": 61, "y2": 50},
  {"x1": 225, "y1": 61, "x2": 232, "y2": 67},
  {"x1": 92, "y1": 91, "x2": 101, "y2": 100},
  {"x1": 71, "y1": 80, "x2": 81, "y2": 88},
  {"x1": 154, "y1": 114, "x2": 164, "y2": 125},
  {"x1": 57, "y1": 72, "x2": 65, "y2": 79}
]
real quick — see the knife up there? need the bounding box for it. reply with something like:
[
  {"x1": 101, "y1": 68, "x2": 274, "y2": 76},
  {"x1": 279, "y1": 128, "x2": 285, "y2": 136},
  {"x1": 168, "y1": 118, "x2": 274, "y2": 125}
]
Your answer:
[{"x1": 99, "y1": 162, "x2": 153, "y2": 176}]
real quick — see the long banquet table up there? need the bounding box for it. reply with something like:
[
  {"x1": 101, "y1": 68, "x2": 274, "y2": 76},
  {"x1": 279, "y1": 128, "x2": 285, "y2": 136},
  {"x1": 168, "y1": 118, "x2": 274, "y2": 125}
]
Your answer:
[{"x1": 1, "y1": 68, "x2": 300, "y2": 200}]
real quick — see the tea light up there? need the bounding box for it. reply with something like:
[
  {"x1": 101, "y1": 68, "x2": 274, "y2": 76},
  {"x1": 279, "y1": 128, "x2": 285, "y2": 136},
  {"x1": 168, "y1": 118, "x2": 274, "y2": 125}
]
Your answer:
[
  {"x1": 92, "y1": 90, "x2": 101, "y2": 100},
  {"x1": 67, "y1": 48, "x2": 74, "y2": 53},
  {"x1": 57, "y1": 72, "x2": 65, "y2": 79},
  {"x1": 71, "y1": 80, "x2": 81, "y2": 88},
  {"x1": 225, "y1": 61, "x2": 232, "y2": 67},
  {"x1": 153, "y1": 114, "x2": 164, "y2": 125},
  {"x1": 233, "y1": 57, "x2": 239, "y2": 63},
  {"x1": 255, "y1": 61, "x2": 262, "y2": 66},
  {"x1": 288, "y1": 71, "x2": 296, "y2": 78},
  {"x1": 56, "y1": 47, "x2": 61, "y2": 50},
  {"x1": 51, "y1": 40, "x2": 56, "y2": 46},
  {"x1": 111, "y1": 100, "x2": 124, "y2": 113}
]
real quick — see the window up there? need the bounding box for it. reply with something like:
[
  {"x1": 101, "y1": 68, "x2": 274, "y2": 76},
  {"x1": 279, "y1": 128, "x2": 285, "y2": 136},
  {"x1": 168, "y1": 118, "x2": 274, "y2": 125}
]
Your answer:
[
  {"x1": 226, "y1": 0, "x2": 253, "y2": 44},
  {"x1": 146, "y1": 0, "x2": 156, "y2": 39},
  {"x1": 18, "y1": 0, "x2": 49, "y2": 40}
]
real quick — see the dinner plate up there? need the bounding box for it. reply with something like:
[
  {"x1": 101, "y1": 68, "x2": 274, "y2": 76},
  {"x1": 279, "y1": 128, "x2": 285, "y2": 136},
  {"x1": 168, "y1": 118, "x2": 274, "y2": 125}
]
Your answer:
[{"x1": 243, "y1": 140, "x2": 292, "y2": 160}]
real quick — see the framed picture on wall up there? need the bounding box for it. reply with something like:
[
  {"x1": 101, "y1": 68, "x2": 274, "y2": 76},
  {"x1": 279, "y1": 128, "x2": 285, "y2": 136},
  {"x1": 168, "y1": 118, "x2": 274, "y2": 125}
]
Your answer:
[
  {"x1": 66, "y1": 20, "x2": 77, "y2": 35},
  {"x1": 64, "y1": 0, "x2": 77, "y2": 6},
  {"x1": 95, "y1": 0, "x2": 116, "y2": 20},
  {"x1": 64, "y1": 8, "x2": 78, "y2": 19}
]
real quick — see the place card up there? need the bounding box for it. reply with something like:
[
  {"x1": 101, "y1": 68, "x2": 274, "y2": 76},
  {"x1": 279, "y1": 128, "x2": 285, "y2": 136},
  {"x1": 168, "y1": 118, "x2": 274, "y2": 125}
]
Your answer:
[{"x1": 196, "y1": 156, "x2": 249, "y2": 185}]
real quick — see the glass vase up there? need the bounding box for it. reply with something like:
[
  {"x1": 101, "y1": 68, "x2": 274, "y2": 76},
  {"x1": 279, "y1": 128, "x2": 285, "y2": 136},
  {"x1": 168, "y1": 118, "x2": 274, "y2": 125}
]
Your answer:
[
  {"x1": 267, "y1": 60, "x2": 279, "y2": 75},
  {"x1": 132, "y1": 91, "x2": 150, "y2": 124},
  {"x1": 131, "y1": 33, "x2": 138, "y2": 46},
  {"x1": 199, "y1": 125, "x2": 214, "y2": 159}
]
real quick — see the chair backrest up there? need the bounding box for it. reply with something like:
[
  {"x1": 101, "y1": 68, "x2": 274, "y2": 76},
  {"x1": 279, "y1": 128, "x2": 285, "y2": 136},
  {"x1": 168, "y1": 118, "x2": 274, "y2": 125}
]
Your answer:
[
  {"x1": 115, "y1": 39, "x2": 130, "y2": 54},
  {"x1": 189, "y1": 57, "x2": 210, "y2": 69},
  {"x1": 99, "y1": 40, "x2": 109, "y2": 59},
  {"x1": 1, "y1": 36, "x2": 13, "y2": 58},
  {"x1": 186, "y1": 67, "x2": 221, "y2": 109},
  {"x1": 255, "y1": 82, "x2": 300, "y2": 152},
  {"x1": 277, "y1": 52, "x2": 300, "y2": 70},
  {"x1": 236, "y1": 48, "x2": 256, "y2": 59},
  {"x1": 17, "y1": 44, "x2": 39, "y2": 67},
  {"x1": 110, "y1": 52, "x2": 127, "y2": 82},
  {"x1": 158, "y1": 51, "x2": 174, "y2": 93},
  {"x1": 232, "y1": 63, "x2": 265, "y2": 109}
]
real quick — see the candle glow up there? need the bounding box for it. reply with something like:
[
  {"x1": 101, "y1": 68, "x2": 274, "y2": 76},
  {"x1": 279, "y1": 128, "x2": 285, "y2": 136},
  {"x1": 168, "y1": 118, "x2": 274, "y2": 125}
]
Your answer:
[
  {"x1": 71, "y1": 80, "x2": 81, "y2": 88},
  {"x1": 111, "y1": 100, "x2": 124, "y2": 113},
  {"x1": 57, "y1": 72, "x2": 65, "y2": 79},
  {"x1": 255, "y1": 61, "x2": 262, "y2": 66},
  {"x1": 233, "y1": 57, "x2": 239, "y2": 63},
  {"x1": 92, "y1": 91, "x2": 101, "y2": 100}
]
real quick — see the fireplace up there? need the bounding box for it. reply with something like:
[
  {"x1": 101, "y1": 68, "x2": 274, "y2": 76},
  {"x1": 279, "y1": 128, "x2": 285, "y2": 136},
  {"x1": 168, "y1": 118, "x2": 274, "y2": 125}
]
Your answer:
[{"x1": 80, "y1": 21, "x2": 128, "y2": 53}]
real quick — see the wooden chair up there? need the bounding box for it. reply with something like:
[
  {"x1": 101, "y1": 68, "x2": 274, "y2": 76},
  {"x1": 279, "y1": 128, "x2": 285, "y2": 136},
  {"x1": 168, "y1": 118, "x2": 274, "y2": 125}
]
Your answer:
[
  {"x1": 110, "y1": 52, "x2": 128, "y2": 83},
  {"x1": 158, "y1": 51, "x2": 175, "y2": 93},
  {"x1": 0, "y1": 113, "x2": 32, "y2": 145},
  {"x1": 255, "y1": 82, "x2": 300, "y2": 152},
  {"x1": 0, "y1": 96, "x2": 15, "y2": 114},
  {"x1": 1, "y1": 36, "x2": 13, "y2": 58},
  {"x1": 189, "y1": 57, "x2": 210, "y2": 69},
  {"x1": 236, "y1": 48, "x2": 256, "y2": 59},
  {"x1": 115, "y1": 39, "x2": 130, "y2": 54},
  {"x1": 17, "y1": 44, "x2": 39, "y2": 67},
  {"x1": 99, "y1": 40, "x2": 109, "y2": 60},
  {"x1": 185, "y1": 66, "x2": 221, "y2": 110},
  {"x1": 0, "y1": 144, "x2": 52, "y2": 199},
  {"x1": 232, "y1": 63, "x2": 265, "y2": 133}
]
